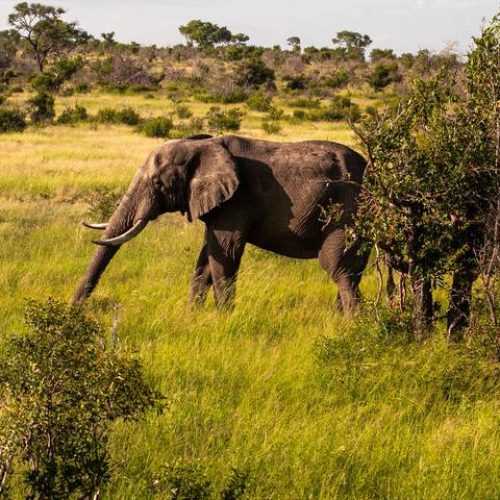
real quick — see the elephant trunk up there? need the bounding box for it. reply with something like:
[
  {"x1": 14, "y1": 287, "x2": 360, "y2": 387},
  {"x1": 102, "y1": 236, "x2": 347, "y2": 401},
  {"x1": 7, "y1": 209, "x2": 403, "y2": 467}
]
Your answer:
[
  {"x1": 73, "y1": 245, "x2": 121, "y2": 304},
  {"x1": 73, "y1": 182, "x2": 148, "y2": 304}
]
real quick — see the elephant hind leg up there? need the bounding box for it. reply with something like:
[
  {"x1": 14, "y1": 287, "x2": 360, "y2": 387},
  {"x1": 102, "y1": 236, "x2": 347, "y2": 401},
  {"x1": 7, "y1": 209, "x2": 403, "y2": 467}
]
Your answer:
[
  {"x1": 318, "y1": 228, "x2": 370, "y2": 313},
  {"x1": 190, "y1": 239, "x2": 212, "y2": 306}
]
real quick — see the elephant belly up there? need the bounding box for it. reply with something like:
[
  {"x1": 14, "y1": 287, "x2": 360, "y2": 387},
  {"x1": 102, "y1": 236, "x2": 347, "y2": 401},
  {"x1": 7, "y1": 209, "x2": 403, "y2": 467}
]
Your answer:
[{"x1": 248, "y1": 227, "x2": 322, "y2": 259}]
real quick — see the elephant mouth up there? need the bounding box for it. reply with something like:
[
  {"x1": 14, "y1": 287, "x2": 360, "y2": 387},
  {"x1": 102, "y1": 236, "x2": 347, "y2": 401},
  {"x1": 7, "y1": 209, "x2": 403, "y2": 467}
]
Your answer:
[{"x1": 91, "y1": 218, "x2": 149, "y2": 247}]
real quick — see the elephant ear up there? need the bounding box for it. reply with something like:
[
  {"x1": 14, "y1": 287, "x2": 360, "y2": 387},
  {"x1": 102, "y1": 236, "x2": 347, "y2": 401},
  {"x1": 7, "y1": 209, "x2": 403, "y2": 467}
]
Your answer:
[{"x1": 187, "y1": 143, "x2": 239, "y2": 221}]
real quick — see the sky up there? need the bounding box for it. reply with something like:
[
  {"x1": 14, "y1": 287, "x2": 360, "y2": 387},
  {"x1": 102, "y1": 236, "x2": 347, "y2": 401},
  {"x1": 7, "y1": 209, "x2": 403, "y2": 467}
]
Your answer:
[{"x1": 0, "y1": 0, "x2": 498, "y2": 55}]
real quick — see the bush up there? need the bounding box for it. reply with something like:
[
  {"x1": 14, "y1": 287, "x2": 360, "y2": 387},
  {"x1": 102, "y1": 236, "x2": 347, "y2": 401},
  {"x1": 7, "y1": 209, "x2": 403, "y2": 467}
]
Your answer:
[
  {"x1": 205, "y1": 106, "x2": 243, "y2": 133},
  {"x1": 324, "y1": 70, "x2": 350, "y2": 89},
  {"x1": 237, "y1": 57, "x2": 275, "y2": 89},
  {"x1": 169, "y1": 117, "x2": 205, "y2": 139},
  {"x1": 246, "y1": 92, "x2": 272, "y2": 112},
  {"x1": 27, "y1": 92, "x2": 55, "y2": 123},
  {"x1": 116, "y1": 106, "x2": 142, "y2": 125},
  {"x1": 0, "y1": 107, "x2": 26, "y2": 133},
  {"x1": 30, "y1": 58, "x2": 82, "y2": 94},
  {"x1": 74, "y1": 82, "x2": 91, "y2": 94},
  {"x1": 199, "y1": 85, "x2": 248, "y2": 104},
  {"x1": 95, "y1": 106, "x2": 142, "y2": 125},
  {"x1": 85, "y1": 186, "x2": 122, "y2": 221},
  {"x1": 174, "y1": 104, "x2": 193, "y2": 119},
  {"x1": 57, "y1": 104, "x2": 88, "y2": 124},
  {"x1": 289, "y1": 97, "x2": 320, "y2": 108},
  {"x1": 283, "y1": 74, "x2": 309, "y2": 90},
  {"x1": 261, "y1": 106, "x2": 284, "y2": 134},
  {"x1": 95, "y1": 107, "x2": 118, "y2": 124},
  {"x1": 267, "y1": 106, "x2": 284, "y2": 121},
  {"x1": 309, "y1": 95, "x2": 361, "y2": 122},
  {"x1": 292, "y1": 109, "x2": 308, "y2": 121},
  {"x1": 149, "y1": 460, "x2": 249, "y2": 499},
  {"x1": 0, "y1": 299, "x2": 164, "y2": 499},
  {"x1": 369, "y1": 62, "x2": 401, "y2": 91},
  {"x1": 150, "y1": 461, "x2": 212, "y2": 499},
  {"x1": 138, "y1": 116, "x2": 174, "y2": 138},
  {"x1": 262, "y1": 119, "x2": 282, "y2": 134}
]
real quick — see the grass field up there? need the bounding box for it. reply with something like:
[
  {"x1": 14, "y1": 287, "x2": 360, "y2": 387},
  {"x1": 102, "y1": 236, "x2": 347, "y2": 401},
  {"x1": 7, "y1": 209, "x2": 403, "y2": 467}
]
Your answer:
[{"x1": 1, "y1": 94, "x2": 499, "y2": 499}]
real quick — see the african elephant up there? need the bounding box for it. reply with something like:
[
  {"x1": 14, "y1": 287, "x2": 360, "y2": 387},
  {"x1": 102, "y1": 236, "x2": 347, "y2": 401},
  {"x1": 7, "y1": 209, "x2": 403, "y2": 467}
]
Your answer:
[{"x1": 73, "y1": 135, "x2": 370, "y2": 311}]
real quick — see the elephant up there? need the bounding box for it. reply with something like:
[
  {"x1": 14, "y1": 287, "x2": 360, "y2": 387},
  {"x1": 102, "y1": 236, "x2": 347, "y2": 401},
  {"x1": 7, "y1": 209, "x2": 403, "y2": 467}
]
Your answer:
[{"x1": 73, "y1": 134, "x2": 370, "y2": 311}]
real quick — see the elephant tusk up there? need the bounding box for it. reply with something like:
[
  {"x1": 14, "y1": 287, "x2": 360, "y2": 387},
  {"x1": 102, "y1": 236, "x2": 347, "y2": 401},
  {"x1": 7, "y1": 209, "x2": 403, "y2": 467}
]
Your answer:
[
  {"x1": 92, "y1": 219, "x2": 148, "y2": 247},
  {"x1": 82, "y1": 222, "x2": 108, "y2": 230}
]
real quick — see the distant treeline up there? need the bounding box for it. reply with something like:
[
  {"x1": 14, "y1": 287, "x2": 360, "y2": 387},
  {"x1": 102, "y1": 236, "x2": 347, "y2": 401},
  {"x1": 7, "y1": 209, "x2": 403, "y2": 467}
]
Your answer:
[{"x1": 0, "y1": 2, "x2": 463, "y2": 100}]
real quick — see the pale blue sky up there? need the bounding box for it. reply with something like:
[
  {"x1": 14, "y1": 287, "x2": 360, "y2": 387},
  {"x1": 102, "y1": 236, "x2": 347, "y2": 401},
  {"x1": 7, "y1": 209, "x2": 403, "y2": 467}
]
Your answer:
[{"x1": 0, "y1": 0, "x2": 497, "y2": 54}]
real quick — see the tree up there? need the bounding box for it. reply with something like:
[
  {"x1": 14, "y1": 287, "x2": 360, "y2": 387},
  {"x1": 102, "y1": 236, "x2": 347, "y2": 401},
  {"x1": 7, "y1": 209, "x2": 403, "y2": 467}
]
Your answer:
[
  {"x1": 332, "y1": 30, "x2": 372, "y2": 61},
  {"x1": 8, "y1": 2, "x2": 89, "y2": 72},
  {"x1": 0, "y1": 299, "x2": 163, "y2": 498},
  {"x1": 237, "y1": 57, "x2": 275, "y2": 89},
  {"x1": 369, "y1": 62, "x2": 400, "y2": 91},
  {"x1": 101, "y1": 31, "x2": 116, "y2": 45},
  {"x1": 351, "y1": 42, "x2": 498, "y2": 340},
  {"x1": 231, "y1": 32, "x2": 249, "y2": 45},
  {"x1": 287, "y1": 36, "x2": 301, "y2": 53},
  {"x1": 0, "y1": 29, "x2": 20, "y2": 74},
  {"x1": 370, "y1": 48, "x2": 396, "y2": 63},
  {"x1": 178, "y1": 20, "x2": 233, "y2": 49},
  {"x1": 462, "y1": 14, "x2": 500, "y2": 344}
]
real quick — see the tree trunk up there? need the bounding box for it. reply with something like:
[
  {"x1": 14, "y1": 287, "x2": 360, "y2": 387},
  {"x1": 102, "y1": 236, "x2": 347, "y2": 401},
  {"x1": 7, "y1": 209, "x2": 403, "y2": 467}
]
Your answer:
[
  {"x1": 447, "y1": 267, "x2": 475, "y2": 341},
  {"x1": 412, "y1": 272, "x2": 433, "y2": 340}
]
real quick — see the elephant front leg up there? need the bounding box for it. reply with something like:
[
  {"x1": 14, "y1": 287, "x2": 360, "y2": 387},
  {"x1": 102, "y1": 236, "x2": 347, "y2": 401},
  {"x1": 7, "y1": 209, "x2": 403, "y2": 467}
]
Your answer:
[
  {"x1": 206, "y1": 228, "x2": 246, "y2": 309},
  {"x1": 190, "y1": 239, "x2": 212, "y2": 306}
]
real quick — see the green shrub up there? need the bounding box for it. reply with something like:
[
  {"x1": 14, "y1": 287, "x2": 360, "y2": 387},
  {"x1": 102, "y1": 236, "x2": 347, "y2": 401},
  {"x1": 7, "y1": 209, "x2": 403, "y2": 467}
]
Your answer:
[
  {"x1": 369, "y1": 62, "x2": 401, "y2": 91},
  {"x1": 138, "y1": 116, "x2": 174, "y2": 138},
  {"x1": 95, "y1": 107, "x2": 141, "y2": 125},
  {"x1": 0, "y1": 107, "x2": 26, "y2": 133},
  {"x1": 261, "y1": 106, "x2": 283, "y2": 134},
  {"x1": 289, "y1": 97, "x2": 320, "y2": 108},
  {"x1": 267, "y1": 106, "x2": 284, "y2": 121},
  {"x1": 174, "y1": 104, "x2": 193, "y2": 119},
  {"x1": 95, "y1": 107, "x2": 118, "y2": 123},
  {"x1": 246, "y1": 92, "x2": 272, "y2": 112},
  {"x1": 237, "y1": 57, "x2": 275, "y2": 89},
  {"x1": 292, "y1": 109, "x2": 308, "y2": 121},
  {"x1": 116, "y1": 106, "x2": 141, "y2": 125},
  {"x1": 149, "y1": 460, "x2": 249, "y2": 499},
  {"x1": 57, "y1": 104, "x2": 88, "y2": 124},
  {"x1": 309, "y1": 95, "x2": 361, "y2": 122},
  {"x1": 283, "y1": 74, "x2": 308, "y2": 90},
  {"x1": 262, "y1": 119, "x2": 282, "y2": 134},
  {"x1": 27, "y1": 92, "x2": 55, "y2": 123},
  {"x1": 324, "y1": 70, "x2": 350, "y2": 88},
  {"x1": 205, "y1": 106, "x2": 243, "y2": 133},
  {"x1": 0, "y1": 299, "x2": 164, "y2": 499},
  {"x1": 30, "y1": 58, "x2": 82, "y2": 94},
  {"x1": 200, "y1": 86, "x2": 248, "y2": 104},
  {"x1": 169, "y1": 117, "x2": 205, "y2": 139},
  {"x1": 84, "y1": 186, "x2": 122, "y2": 221},
  {"x1": 150, "y1": 460, "x2": 212, "y2": 499},
  {"x1": 74, "y1": 82, "x2": 91, "y2": 94}
]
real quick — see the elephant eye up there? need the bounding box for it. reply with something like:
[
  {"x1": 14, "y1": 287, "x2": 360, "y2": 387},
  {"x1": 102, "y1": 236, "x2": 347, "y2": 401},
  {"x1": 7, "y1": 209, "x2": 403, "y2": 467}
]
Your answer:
[{"x1": 153, "y1": 177, "x2": 163, "y2": 190}]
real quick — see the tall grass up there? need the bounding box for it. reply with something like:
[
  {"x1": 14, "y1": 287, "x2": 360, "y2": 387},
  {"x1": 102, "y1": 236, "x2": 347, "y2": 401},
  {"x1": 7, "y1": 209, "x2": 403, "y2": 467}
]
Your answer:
[{"x1": 0, "y1": 97, "x2": 499, "y2": 498}]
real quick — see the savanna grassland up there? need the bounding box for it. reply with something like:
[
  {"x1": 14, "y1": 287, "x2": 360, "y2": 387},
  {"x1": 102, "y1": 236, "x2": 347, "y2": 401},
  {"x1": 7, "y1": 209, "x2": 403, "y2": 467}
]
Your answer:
[{"x1": 1, "y1": 90, "x2": 499, "y2": 499}]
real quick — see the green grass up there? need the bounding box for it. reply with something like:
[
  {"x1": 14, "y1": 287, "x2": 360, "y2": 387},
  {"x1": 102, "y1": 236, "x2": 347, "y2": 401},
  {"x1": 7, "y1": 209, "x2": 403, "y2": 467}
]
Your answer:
[{"x1": 1, "y1": 94, "x2": 499, "y2": 499}]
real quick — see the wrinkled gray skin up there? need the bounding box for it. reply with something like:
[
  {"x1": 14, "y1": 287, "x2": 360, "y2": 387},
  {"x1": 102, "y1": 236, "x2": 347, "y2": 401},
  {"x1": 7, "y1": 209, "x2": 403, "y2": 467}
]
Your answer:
[{"x1": 74, "y1": 135, "x2": 370, "y2": 311}]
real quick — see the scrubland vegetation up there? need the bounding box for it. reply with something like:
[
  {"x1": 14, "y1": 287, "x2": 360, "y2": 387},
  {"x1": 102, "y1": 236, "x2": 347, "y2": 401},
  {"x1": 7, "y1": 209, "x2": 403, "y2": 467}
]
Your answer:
[{"x1": 0, "y1": 3, "x2": 499, "y2": 498}]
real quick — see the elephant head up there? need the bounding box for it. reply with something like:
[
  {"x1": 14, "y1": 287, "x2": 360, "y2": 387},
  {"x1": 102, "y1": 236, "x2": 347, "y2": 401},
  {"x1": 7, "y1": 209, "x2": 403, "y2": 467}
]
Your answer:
[{"x1": 73, "y1": 136, "x2": 239, "y2": 303}]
